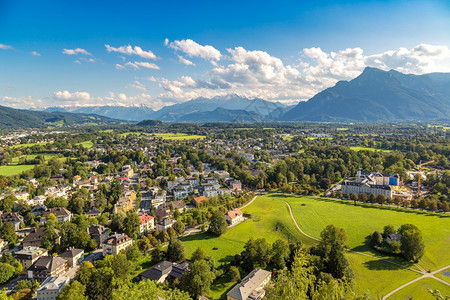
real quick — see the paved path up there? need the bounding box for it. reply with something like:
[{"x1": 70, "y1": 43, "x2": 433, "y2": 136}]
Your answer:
[
  {"x1": 382, "y1": 265, "x2": 450, "y2": 299},
  {"x1": 240, "y1": 195, "x2": 258, "y2": 210},
  {"x1": 275, "y1": 196, "x2": 450, "y2": 299}
]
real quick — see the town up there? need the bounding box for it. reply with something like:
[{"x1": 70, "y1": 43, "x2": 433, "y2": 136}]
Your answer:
[{"x1": 0, "y1": 123, "x2": 448, "y2": 299}]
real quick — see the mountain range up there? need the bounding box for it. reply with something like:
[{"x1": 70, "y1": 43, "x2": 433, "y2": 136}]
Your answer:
[
  {"x1": 0, "y1": 105, "x2": 120, "y2": 129},
  {"x1": 282, "y1": 67, "x2": 450, "y2": 122},
  {"x1": 2, "y1": 67, "x2": 449, "y2": 128}
]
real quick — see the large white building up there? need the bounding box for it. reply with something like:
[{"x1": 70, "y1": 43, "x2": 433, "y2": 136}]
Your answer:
[
  {"x1": 36, "y1": 276, "x2": 70, "y2": 300},
  {"x1": 341, "y1": 170, "x2": 401, "y2": 199}
]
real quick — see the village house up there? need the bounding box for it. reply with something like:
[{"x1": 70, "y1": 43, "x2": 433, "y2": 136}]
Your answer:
[
  {"x1": 156, "y1": 218, "x2": 177, "y2": 231},
  {"x1": 102, "y1": 233, "x2": 133, "y2": 256},
  {"x1": 59, "y1": 248, "x2": 84, "y2": 267},
  {"x1": 139, "y1": 213, "x2": 155, "y2": 234},
  {"x1": 225, "y1": 208, "x2": 244, "y2": 226},
  {"x1": 214, "y1": 170, "x2": 230, "y2": 180},
  {"x1": 226, "y1": 268, "x2": 271, "y2": 300},
  {"x1": 192, "y1": 196, "x2": 207, "y2": 207},
  {"x1": 120, "y1": 164, "x2": 134, "y2": 178},
  {"x1": 14, "y1": 246, "x2": 49, "y2": 269},
  {"x1": 0, "y1": 212, "x2": 24, "y2": 230},
  {"x1": 41, "y1": 207, "x2": 72, "y2": 224},
  {"x1": 229, "y1": 180, "x2": 242, "y2": 192},
  {"x1": 30, "y1": 203, "x2": 47, "y2": 217},
  {"x1": 87, "y1": 224, "x2": 110, "y2": 247},
  {"x1": 138, "y1": 260, "x2": 189, "y2": 283},
  {"x1": 22, "y1": 227, "x2": 61, "y2": 248},
  {"x1": 36, "y1": 276, "x2": 70, "y2": 300},
  {"x1": 28, "y1": 256, "x2": 68, "y2": 283},
  {"x1": 172, "y1": 186, "x2": 188, "y2": 199}
]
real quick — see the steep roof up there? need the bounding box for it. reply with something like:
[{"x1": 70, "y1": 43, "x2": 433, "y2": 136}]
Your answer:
[
  {"x1": 193, "y1": 196, "x2": 207, "y2": 203},
  {"x1": 29, "y1": 256, "x2": 67, "y2": 272},
  {"x1": 226, "y1": 208, "x2": 243, "y2": 219},
  {"x1": 226, "y1": 268, "x2": 271, "y2": 300}
]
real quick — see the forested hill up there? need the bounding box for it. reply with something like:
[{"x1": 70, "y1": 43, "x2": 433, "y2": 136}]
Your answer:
[
  {"x1": 0, "y1": 105, "x2": 121, "y2": 129},
  {"x1": 282, "y1": 67, "x2": 450, "y2": 122}
]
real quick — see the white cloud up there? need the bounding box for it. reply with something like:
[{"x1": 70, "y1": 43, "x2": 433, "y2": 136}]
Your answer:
[
  {"x1": 116, "y1": 61, "x2": 160, "y2": 70},
  {"x1": 0, "y1": 43, "x2": 12, "y2": 50},
  {"x1": 105, "y1": 44, "x2": 158, "y2": 60},
  {"x1": 104, "y1": 92, "x2": 173, "y2": 110},
  {"x1": 156, "y1": 43, "x2": 450, "y2": 104},
  {"x1": 177, "y1": 55, "x2": 195, "y2": 66},
  {"x1": 53, "y1": 90, "x2": 91, "y2": 102},
  {"x1": 147, "y1": 76, "x2": 157, "y2": 82},
  {"x1": 74, "y1": 60, "x2": 81, "y2": 64},
  {"x1": 30, "y1": 51, "x2": 41, "y2": 56},
  {"x1": 166, "y1": 39, "x2": 221, "y2": 61},
  {"x1": 1, "y1": 96, "x2": 43, "y2": 108},
  {"x1": 126, "y1": 81, "x2": 147, "y2": 91},
  {"x1": 62, "y1": 48, "x2": 91, "y2": 55}
]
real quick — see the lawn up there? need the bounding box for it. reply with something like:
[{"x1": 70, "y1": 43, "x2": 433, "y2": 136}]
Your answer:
[
  {"x1": 76, "y1": 141, "x2": 94, "y2": 148},
  {"x1": 0, "y1": 165, "x2": 36, "y2": 176},
  {"x1": 390, "y1": 278, "x2": 450, "y2": 299},
  {"x1": 347, "y1": 252, "x2": 421, "y2": 297},
  {"x1": 9, "y1": 141, "x2": 51, "y2": 149},
  {"x1": 10, "y1": 154, "x2": 57, "y2": 164},
  {"x1": 182, "y1": 196, "x2": 307, "y2": 265},
  {"x1": 276, "y1": 194, "x2": 450, "y2": 271},
  {"x1": 153, "y1": 133, "x2": 206, "y2": 140},
  {"x1": 435, "y1": 268, "x2": 450, "y2": 284},
  {"x1": 350, "y1": 146, "x2": 392, "y2": 152}
]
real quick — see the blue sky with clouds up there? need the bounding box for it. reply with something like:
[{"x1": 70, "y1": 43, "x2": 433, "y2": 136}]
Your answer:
[{"x1": 1, "y1": 0, "x2": 449, "y2": 109}]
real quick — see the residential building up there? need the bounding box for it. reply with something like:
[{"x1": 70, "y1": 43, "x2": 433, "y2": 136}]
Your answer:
[
  {"x1": 152, "y1": 189, "x2": 166, "y2": 208},
  {"x1": 102, "y1": 234, "x2": 133, "y2": 256},
  {"x1": 138, "y1": 260, "x2": 189, "y2": 283},
  {"x1": 41, "y1": 207, "x2": 72, "y2": 224},
  {"x1": 225, "y1": 209, "x2": 244, "y2": 226},
  {"x1": 28, "y1": 256, "x2": 67, "y2": 283},
  {"x1": 214, "y1": 170, "x2": 230, "y2": 180},
  {"x1": 36, "y1": 276, "x2": 70, "y2": 300},
  {"x1": 59, "y1": 248, "x2": 84, "y2": 267},
  {"x1": 226, "y1": 268, "x2": 271, "y2": 300},
  {"x1": 87, "y1": 225, "x2": 110, "y2": 247},
  {"x1": 120, "y1": 164, "x2": 134, "y2": 178},
  {"x1": 229, "y1": 180, "x2": 242, "y2": 192},
  {"x1": 192, "y1": 196, "x2": 207, "y2": 207},
  {"x1": 156, "y1": 218, "x2": 176, "y2": 231},
  {"x1": 86, "y1": 207, "x2": 102, "y2": 218},
  {"x1": 185, "y1": 177, "x2": 199, "y2": 187},
  {"x1": 139, "y1": 213, "x2": 155, "y2": 234},
  {"x1": 0, "y1": 212, "x2": 24, "y2": 230},
  {"x1": 22, "y1": 227, "x2": 60, "y2": 248},
  {"x1": 173, "y1": 186, "x2": 188, "y2": 199},
  {"x1": 30, "y1": 203, "x2": 47, "y2": 217},
  {"x1": 14, "y1": 246, "x2": 48, "y2": 269}
]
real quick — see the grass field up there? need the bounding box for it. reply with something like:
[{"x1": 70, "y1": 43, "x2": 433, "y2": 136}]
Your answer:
[
  {"x1": 347, "y1": 252, "x2": 421, "y2": 297},
  {"x1": 182, "y1": 196, "x2": 307, "y2": 266},
  {"x1": 153, "y1": 133, "x2": 206, "y2": 140},
  {"x1": 435, "y1": 269, "x2": 450, "y2": 284},
  {"x1": 10, "y1": 154, "x2": 57, "y2": 164},
  {"x1": 350, "y1": 146, "x2": 392, "y2": 152},
  {"x1": 390, "y1": 278, "x2": 450, "y2": 299},
  {"x1": 76, "y1": 141, "x2": 94, "y2": 148},
  {"x1": 9, "y1": 141, "x2": 51, "y2": 149},
  {"x1": 182, "y1": 195, "x2": 449, "y2": 299},
  {"x1": 279, "y1": 194, "x2": 450, "y2": 271},
  {"x1": 0, "y1": 165, "x2": 35, "y2": 176}
]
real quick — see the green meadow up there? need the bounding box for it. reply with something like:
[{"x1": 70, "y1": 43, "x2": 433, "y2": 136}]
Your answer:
[
  {"x1": 153, "y1": 133, "x2": 206, "y2": 140},
  {"x1": 350, "y1": 146, "x2": 392, "y2": 152},
  {"x1": 182, "y1": 194, "x2": 450, "y2": 299}
]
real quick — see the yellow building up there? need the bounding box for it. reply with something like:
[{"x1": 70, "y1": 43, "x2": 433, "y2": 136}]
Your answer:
[{"x1": 102, "y1": 234, "x2": 133, "y2": 256}]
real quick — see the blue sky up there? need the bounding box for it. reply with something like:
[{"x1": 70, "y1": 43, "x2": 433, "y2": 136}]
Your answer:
[{"x1": 1, "y1": 0, "x2": 449, "y2": 109}]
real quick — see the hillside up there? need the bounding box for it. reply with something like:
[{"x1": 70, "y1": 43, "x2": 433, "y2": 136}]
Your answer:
[
  {"x1": 282, "y1": 67, "x2": 450, "y2": 122},
  {"x1": 0, "y1": 105, "x2": 120, "y2": 129},
  {"x1": 150, "y1": 94, "x2": 289, "y2": 121},
  {"x1": 44, "y1": 105, "x2": 155, "y2": 121}
]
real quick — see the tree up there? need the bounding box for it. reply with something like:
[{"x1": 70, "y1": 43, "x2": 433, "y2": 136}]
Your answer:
[
  {"x1": 167, "y1": 239, "x2": 186, "y2": 262},
  {"x1": 230, "y1": 266, "x2": 241, "y2": 282},
  {"x1": 191, "y1": 247, "x2": 208, "y2": 262},
  {"x1": 350, "y1": 193, "x2": 359, "y2": 205},
  {"x1": 360, "y1": 193, "x2": 368, "y2": 202},
  {"x1": 271, "y1": 239, "x2": 290, "y2": 269},
  {"x1": 180, "y1": 259, "x2": 216, "y2": 298},
  {"x1": 113, "y1": 279, "x2": 191, "y2": 300},
  {"x1": 173, "y1": 221, "x2": 185, "y2": 235},
  {"x1": 376, "y1": 194, "x2": 386, "y2": 205},
  {"x1": 369, "y1": 193, "x2": 376, "y2": 202},
  {"x1": 59, "y1": 280, "x2": 88, "y2": 300},
  {"x1": 1, "y1": 222, "x2": 18, "y2": 245},
  {"x1": 208, "y1": 210, "x2": 227, "y2": 236},
  {"x1": 124, "y1": 213, "x2": 140, "y2": 239},
  {"x1": 370, "y1": 231, "x2": 383, "y2": 247},
  {"x1": 400, "y1": 227, "x2": 425, "y2": 262},
  {"x1": 151, "y1": 242, "x2": 163, "y2": 262},
  {"x1": 0, "y1": 262, "x2": 15, "y2": 284},
  {"x1": 75, "y1": 262, "x2": 94, "y2": 286},
  {"x1": 138, "y1": 236, "x2": 151, "y2": 252},
  {"x1": 383, "y1": 225, "x2": 396, "y2": 238}
]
